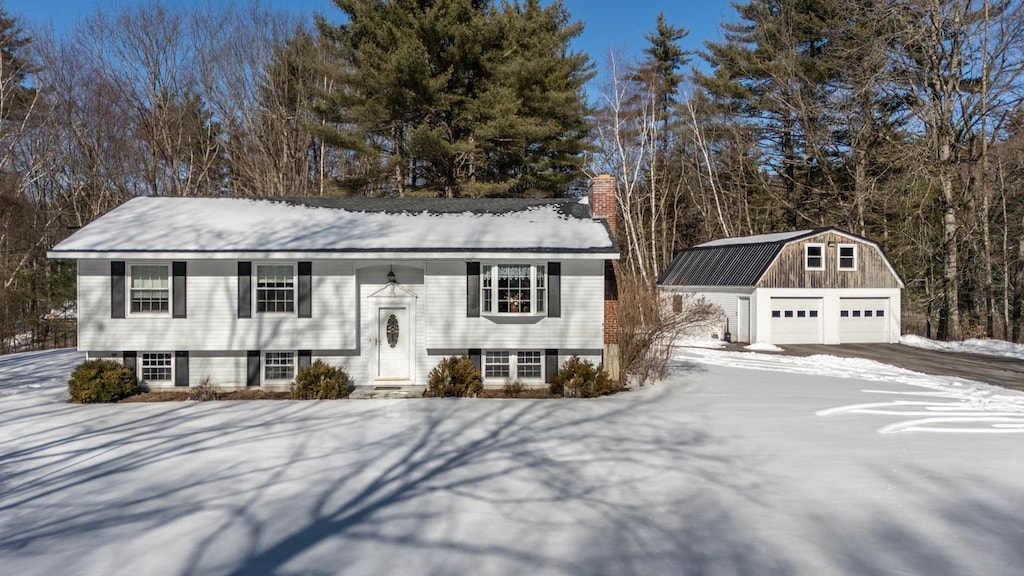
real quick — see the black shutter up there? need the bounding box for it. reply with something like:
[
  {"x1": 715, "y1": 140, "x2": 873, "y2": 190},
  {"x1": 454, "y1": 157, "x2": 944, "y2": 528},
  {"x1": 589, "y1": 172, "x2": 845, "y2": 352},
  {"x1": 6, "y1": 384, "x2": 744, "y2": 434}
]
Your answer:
[
  {"x1": 547, "y1": 262, "x2": 561, "y2": 318},
  {"x1": 238, "y1": 262, "x2": 252, "y2": 319},
  {"x1": 111, "y1": 261, "x2": 126, "y2": 319},
  {"x1": 298, "y1": 350, "x2": 312, "y2": 371},
  {"x1": 298, "y1": 261, "x2": 312, "y2": 318},
  {"x1": 123, "y1": 351, "x2": 137, "y2": 376},
  {"x1": 247, "y1": 350, "x2": 260, "y2": 387},
  {"x1": 172, "y1": 261, "x2": 187, "y2": 318},
  {"x1": 467, "y1": 262, "x2": 480, "y2": 317},
  {"x1": 545, "y1": 349, "x2": 559, "y2": 384},
  {"x1": 174, "y1": 351, "x2": 189, "y2": 387},
  {"x1": 469, "y1": 348, "x2": 482, "y2": 373}
]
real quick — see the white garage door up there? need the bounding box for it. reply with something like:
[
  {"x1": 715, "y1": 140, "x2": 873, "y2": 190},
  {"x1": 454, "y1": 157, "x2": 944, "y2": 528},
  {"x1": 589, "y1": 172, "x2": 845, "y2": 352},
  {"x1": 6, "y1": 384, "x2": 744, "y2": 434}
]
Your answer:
[
  {"x1": 839, "y1": 298, "x2": 890, "y2": 343},
  {"x1": 770, "y1": 298, "x2": 824, "y2": 344}
]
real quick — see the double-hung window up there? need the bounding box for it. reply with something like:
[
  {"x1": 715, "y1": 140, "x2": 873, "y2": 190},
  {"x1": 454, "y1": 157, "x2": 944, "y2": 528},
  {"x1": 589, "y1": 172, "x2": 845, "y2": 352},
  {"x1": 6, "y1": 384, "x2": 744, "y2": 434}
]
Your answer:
[
  {"x1": 264, "y1": 352, "x2": 295, "y2": 381},
  {"x1": 481, "y1": 264, "x2": 546, "y2": 314},
  {"x1": 256, "y1": 265, "x2": 295, "y2": 313},
  {"x1": 484, "y1": 350, "x2": 543, "y2": 381},
  {"x1": 805, "y1": 245, "x2": 824, "y2": 270},
  {"x1": 140, "y1": 352, "x2": 172, "y2": 382},
  {"x1": 130, "y1": 264, "x2": 170, "y2": 314},
  {"x1": 838, "y1": 244, "x2": 857, "y2": 270}
]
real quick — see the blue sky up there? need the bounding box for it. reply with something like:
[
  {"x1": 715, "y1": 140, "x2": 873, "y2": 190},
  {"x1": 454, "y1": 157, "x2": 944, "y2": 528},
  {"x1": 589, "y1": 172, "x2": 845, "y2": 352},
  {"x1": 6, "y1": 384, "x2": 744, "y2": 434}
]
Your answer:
[{"x1": 5, "y1": 0, "x2": 736, "y2": 68}]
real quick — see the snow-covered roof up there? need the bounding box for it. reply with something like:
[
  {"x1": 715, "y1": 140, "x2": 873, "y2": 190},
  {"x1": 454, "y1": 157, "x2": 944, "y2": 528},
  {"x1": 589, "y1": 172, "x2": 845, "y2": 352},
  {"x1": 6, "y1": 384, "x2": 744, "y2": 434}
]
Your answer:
[
  {"x1": 697, "y1": 230, "x2": 814, "y2": 247},
  {"x1": 49, "y1": 196, "x2": 618, "y2": 259}
]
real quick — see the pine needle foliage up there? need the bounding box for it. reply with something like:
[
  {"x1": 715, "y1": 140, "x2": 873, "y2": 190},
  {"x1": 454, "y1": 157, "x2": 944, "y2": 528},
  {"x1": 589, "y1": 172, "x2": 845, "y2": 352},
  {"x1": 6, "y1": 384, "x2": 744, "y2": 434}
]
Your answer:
[
  {"x1": 292, "y1": 360, "x2": 351, "y2": 399},
  {"x1": 68, "y1": 359, "x2": 141, "y2": 403},
  {"x1": 427, "y1": 356, "x2": 483, "y2": 397}
]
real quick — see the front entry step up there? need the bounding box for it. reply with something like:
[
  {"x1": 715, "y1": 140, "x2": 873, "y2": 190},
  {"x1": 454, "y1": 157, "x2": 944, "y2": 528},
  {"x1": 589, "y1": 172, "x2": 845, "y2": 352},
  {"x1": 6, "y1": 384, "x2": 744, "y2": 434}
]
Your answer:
[{"x1": 350, "y1": 385, "x2": 426, "y2": 399}]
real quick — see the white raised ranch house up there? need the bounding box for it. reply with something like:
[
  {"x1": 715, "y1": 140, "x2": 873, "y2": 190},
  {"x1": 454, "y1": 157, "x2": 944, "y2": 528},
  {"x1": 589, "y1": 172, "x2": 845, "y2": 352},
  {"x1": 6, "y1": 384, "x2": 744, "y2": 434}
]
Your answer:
[
  {"x1": 658, "y1": 228, "x2": 904, "y2": 345},
  {"x1": 48, "y1": 189, "x2": 620, "y2": 391}
]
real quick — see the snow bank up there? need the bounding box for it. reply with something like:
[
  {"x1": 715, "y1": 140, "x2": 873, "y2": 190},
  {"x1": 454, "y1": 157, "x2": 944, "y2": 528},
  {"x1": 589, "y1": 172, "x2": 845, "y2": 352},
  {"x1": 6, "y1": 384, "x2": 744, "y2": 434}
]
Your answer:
[
  {"x1": 901, "y1": 334, "x2": 1024, "y2": 360},
  {"x1": 744, "y1": 342, "x2": 783, "y2": 352}
]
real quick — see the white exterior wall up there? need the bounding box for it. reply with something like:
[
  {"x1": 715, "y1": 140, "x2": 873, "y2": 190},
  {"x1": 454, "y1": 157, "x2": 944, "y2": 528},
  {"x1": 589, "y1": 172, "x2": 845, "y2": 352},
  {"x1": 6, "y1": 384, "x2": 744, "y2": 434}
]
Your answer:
[
  {"x1": 78, "y1": 259, "x2": 357, "y2": 352},
  {"x1": 660, "y1": 286, "x2": 755, "y2": 342},
  {"x1": 754, "y1": 287, "x2": 902, "y2": 344},
  {"x1": 78, "y1": 256, "x2": 608, "y2": 388},
  {"x1": 424, "y1": 260, "x2": 605, "y2": 350}
]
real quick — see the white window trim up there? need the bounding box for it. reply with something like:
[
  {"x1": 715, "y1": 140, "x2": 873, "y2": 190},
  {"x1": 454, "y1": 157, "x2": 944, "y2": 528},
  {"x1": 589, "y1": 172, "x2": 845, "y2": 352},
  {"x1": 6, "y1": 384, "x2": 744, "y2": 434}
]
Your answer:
[
  {"x1": 140, "y1": 351, "x2": 174, "y2": 384},
  {"x1": 481, "y1": 263, "x2": 547, "y2": 316},
  {"x1": 483, "y1": 349, "x2": 545, "y2": 383},
  {"x1": 254, "y1": 262, "x2": 297, "y2": 315},
  {"x1": 127, "y1": 262, "x2": 172, "y2": 317},
  {"x1": 804, "y1": 244, "x2": 824, "y2": 271},
  {"x1": 837, "y1": 244, "x2": 858, "y2": 271},
  {"x1": 262, "y1": 350, "x2": 296, "y2": 383}
]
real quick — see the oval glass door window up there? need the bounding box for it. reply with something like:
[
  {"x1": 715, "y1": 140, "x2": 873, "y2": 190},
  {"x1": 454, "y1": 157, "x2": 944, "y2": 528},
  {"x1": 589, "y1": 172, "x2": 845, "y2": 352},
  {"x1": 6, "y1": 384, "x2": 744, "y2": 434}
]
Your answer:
[{"x1": 386, "y1": 314, "x2": 399, "y2": 348}]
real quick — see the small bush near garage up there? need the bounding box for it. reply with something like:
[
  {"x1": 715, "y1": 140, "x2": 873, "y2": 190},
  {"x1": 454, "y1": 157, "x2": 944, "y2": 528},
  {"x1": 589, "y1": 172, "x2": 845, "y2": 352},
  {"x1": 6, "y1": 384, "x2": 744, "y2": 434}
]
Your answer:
[
  {"x1": 427, "y1": 356, "x2": 482, "y2": 397},
  {"x1": 68, "y1": 359, "x2": 141, "y2": 403},
  {"x1": 292, "y1": 360, "x2": 350, "y2": 399},
  {"x1": 550, "y1": 356, "x2": 615, "y2": 398},
  {"x1": 187, "y1": 378, "x2": 220, "y2": 401}
]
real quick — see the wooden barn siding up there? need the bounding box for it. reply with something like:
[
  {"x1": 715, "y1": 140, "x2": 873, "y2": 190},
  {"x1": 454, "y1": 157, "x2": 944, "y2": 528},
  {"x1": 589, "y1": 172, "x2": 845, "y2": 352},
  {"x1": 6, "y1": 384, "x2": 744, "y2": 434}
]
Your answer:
[{"x1": 757, "y1": 233, "x2": 900, "y2": 289}]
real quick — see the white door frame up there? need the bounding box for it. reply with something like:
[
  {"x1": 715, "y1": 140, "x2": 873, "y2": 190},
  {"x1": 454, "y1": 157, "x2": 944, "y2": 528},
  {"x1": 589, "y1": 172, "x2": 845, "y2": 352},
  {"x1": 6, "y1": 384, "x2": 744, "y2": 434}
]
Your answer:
[{"x1": 368, "y1": 282, "x2": 418, "y2": 382}]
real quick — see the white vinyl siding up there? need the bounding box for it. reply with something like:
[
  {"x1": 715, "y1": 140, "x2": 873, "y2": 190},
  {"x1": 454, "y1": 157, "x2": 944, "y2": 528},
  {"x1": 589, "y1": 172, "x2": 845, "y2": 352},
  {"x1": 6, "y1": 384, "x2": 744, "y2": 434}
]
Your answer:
[
  {"x1": 425, "y1": 260, "x2": 604, "y2": 350},
  {"x1": 129, "y1": 264, "x2": 170, "y2": 314},
  {"x1": 77, "y1": 260, "x2": 357, "y2": 351}
]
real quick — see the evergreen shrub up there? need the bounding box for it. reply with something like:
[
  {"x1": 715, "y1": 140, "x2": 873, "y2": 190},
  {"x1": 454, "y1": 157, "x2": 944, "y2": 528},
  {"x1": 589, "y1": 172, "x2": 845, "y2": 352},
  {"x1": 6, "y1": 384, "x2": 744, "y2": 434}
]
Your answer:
[
  {"x1": 292, "y1": 360, "x2": 350, "y2": 399},
  {"x1": 68, "y1": 359, "x2": 141, "y2": 403},
  {"x1": 550, "y1": 355, "x2": 614, "y2": 398},
  {"x1": 427, "y1": 356, "x2": 482, "y2": 397}
]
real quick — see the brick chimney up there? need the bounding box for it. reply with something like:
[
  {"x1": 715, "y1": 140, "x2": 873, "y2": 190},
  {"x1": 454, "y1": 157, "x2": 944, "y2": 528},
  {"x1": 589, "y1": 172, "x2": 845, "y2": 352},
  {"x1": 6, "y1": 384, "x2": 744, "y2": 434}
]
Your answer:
[
  {"x1": 589, "y1": 174, "x2": 617, "y2": 239},
  {"x1": 591, "y1": 174, "x2": 621, "y2": 380}
]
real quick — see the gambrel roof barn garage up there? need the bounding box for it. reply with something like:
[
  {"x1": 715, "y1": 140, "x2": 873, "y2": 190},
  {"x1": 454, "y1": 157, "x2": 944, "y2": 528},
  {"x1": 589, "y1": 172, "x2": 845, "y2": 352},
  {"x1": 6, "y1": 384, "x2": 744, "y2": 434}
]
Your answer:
[{"x1": 659, "y1": 228, "x2": 904, "y2": 345}]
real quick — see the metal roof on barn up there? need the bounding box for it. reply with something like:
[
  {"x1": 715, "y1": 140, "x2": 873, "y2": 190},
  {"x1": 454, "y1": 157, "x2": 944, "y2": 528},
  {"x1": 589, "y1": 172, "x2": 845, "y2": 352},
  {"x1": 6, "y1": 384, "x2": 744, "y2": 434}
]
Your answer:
[{"x1": 658, "y1": 227, "x2": 844, "y2": 287}]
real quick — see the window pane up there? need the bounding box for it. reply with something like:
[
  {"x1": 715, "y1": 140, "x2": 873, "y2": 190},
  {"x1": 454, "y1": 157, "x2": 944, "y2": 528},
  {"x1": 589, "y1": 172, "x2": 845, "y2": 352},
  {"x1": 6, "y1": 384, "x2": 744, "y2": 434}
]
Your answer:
[
  {"x1": 517, "y1": 351, "x2": 542, "y2": 379},
  {"x1": 806, "y1": 246, "x2": 823, "y2": 268},
  {"x1": 141, "y1": 353, "x2": 172, "y2": 381},
  {"x1": 497, "y1": 265, "x2": 531, "y2": 313},
  {"x1": 839, "y1": 246, "x2": 855, "y2": 269},
  {"x1": 485, "y1": 351, "x2": 510, "y2": 378},
  {"x1": 482, "y1": 265, "x2": 492, "y2": 313},
  {"x1": 536, "y1": 266, "x2": 545, "y2": 313},
  {"x1": 257, "y1": 265, "x2": 295, "y2": 313},
  {"x1": 131, "y1": 265, "x2": 169, "y2": 313},
  {"x1": 265, "y1": 352, "x2": 295, "y2": 380}
]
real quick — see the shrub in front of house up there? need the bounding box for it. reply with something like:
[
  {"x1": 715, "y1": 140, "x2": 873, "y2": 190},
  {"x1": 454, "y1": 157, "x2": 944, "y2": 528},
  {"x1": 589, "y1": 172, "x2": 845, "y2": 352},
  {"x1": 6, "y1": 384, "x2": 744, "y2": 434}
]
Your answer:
[
  {"x1": 292, "y1": 360, "x2": 350, "y2": 399},
  {"x1": 427, "y1": 356, "x2": 482, "y2": 397},
  {"x1": 68, "y1": 359, "x2": 141, "y2": 403},
  {"x1": 550, "y1": 355, "x2": 614, "y2": 398}
]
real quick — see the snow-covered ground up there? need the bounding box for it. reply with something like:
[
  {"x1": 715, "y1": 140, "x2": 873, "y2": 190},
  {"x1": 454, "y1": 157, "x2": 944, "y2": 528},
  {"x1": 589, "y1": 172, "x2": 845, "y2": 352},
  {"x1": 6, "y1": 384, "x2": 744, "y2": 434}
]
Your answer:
[
  {"x1": 902, "y1": 334, "x2": 1024, "y2": 360},
  {"x1": 3, "y1": 347, "x2": 1024, "y2": 575}
]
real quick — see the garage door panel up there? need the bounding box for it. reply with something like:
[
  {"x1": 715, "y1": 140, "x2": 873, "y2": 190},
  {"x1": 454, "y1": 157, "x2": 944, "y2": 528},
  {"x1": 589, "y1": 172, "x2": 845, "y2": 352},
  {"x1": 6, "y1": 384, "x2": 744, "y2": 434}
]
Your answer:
[
  {"x1": 770, "y1": 297, "x2": 823, "y2": 344},
  {"x1": 839, "y1": 298, "x2": 889, "y2": 343}
]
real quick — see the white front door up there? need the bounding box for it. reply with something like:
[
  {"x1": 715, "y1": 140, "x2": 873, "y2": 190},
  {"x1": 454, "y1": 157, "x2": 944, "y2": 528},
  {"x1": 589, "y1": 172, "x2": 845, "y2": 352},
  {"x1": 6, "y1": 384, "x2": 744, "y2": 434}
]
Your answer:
[{"x1": 377, "y1": 306, "x2": 411, "y2": 380}]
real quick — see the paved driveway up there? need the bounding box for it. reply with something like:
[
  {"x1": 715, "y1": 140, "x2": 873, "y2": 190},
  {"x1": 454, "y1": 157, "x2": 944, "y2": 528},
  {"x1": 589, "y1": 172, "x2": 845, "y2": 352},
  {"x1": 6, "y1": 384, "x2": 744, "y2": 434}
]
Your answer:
[{"x1": 777, "y1": 343, "x2": 1024, "y2": 392}]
